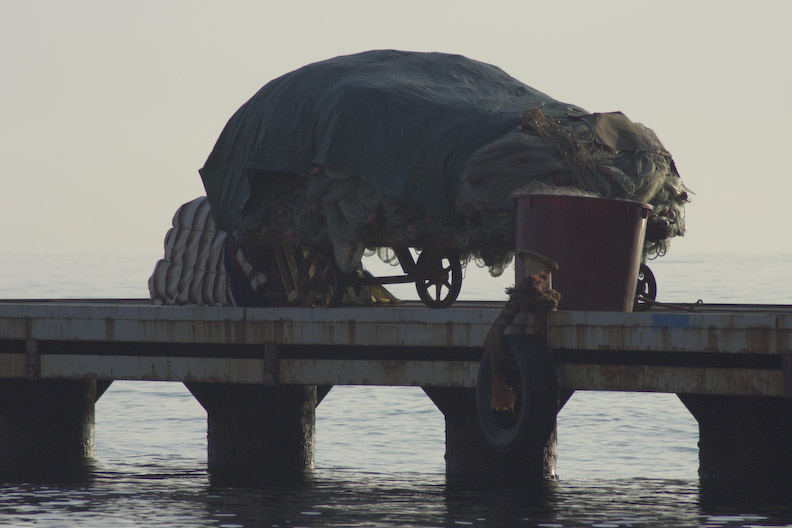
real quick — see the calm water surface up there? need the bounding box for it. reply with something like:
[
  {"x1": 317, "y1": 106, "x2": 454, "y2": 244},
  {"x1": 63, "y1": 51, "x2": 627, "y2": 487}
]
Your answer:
[{"x1": 1, "y1": 251, "x2": 791, "y2": 527}]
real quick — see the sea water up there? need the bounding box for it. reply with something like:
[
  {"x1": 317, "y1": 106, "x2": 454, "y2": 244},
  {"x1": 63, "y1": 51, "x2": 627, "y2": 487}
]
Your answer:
[{"x1": 0, "y1": 251, "x2": 791, "y2": 527}]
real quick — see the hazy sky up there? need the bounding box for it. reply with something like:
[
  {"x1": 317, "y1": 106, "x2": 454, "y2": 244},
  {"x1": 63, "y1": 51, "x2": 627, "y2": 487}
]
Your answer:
[{"x1": 2, "y1": 0, "x2": 790, "y2": 258}]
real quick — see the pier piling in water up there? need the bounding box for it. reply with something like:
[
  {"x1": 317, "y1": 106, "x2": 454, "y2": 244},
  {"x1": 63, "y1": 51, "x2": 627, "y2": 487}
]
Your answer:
[
  {"x1": 423, "y1": 387, "x2": 559, "y2": 483},
  {"x1": 678, "y1": 394, "x2": 792, "y2": 482},
  {"x1": 0, "y1": 379, "x2": 100, "y2": 472},
  {"x1": 185, "y1": 383, "x2": 317, "y2": 482}
]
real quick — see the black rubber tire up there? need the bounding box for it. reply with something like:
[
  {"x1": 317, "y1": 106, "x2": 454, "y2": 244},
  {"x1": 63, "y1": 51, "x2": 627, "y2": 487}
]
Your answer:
[
  {"x1": 476, "y1": 333, "x2": 556, "y2": 452},
  {"x1": 634, "y1": 263, "x2": 658, "y2": 312},
  {"x1": 414, "y1": 250, "x2": 463, "y2": 308}
]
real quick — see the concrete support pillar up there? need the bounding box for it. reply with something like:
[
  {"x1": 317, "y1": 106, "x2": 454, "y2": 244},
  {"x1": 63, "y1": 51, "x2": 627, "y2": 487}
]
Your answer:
[
  {"x1": 185, "y1": 383, "x2": 317, "y2": 482},
  {"x1": 0, "y1": 379, "x2": 100, "y2": 473},
  {"x1": 678, "y1": 394, "x2": 792, "y2": 482},
  {"x1": 423, "y1": 386, "x2": 559, "y2": 485}
]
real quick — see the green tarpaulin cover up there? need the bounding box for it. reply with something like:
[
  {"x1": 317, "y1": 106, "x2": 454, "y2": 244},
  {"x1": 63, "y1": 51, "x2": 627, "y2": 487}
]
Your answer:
[
  {"x1": 199, "y1": 50, "x2": 582, "y2": 233},
  {"x1": 198, "y1": 50, "x2": 687, "y2": 275}
]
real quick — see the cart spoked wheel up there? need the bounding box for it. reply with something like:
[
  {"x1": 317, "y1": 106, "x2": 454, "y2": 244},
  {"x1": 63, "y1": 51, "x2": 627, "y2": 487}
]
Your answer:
[
  {"x1": 634, "y1": 263, "x2": 657, "y2": 312},
  {"x1": 298, "y1": 250, "x2": 344, "y2": 308},
  {"x1": 414, "y1": 250, "x2": 462, "y2": 308}
]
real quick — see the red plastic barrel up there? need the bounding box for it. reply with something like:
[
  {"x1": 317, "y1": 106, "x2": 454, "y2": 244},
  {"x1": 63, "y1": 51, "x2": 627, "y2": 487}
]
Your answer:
[{"x1": 514, "y1": 195, "x2": 651, "y2": 312}]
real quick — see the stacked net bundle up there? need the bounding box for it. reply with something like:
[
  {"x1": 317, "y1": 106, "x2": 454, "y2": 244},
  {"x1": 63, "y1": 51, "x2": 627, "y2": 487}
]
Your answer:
[{"x1": 201, "y1": 51, "x2": 689, "y2": 276}]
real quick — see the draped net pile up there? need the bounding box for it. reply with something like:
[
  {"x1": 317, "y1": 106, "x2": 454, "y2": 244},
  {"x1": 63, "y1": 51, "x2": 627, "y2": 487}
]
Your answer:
[{"x1": 199, "y1": 50, "x2": 688, "y2": 275}]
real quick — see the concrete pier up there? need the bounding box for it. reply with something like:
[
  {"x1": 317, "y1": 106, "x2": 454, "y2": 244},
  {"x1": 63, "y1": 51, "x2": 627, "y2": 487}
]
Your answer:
[
  {"x1": 0, "y1": 379, "x2": 101, "y2": 472},
  {"x1": 186, "y1": 383, "x2": 317, "y2": 482},
  {"x1": 0, "y1": 300, "x2": 790, "y2": 483}
]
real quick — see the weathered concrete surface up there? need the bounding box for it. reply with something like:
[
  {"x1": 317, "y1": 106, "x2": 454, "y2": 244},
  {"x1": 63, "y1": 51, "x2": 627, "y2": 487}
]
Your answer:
[
  {"x1": 1, "y1": 300, "x2": 791, "y2": 483},
  {"x1": 1, "y1": 301, "x2": 789, "y2": 395},
  {"x1": 423, "y1": 387, "x2": 558, "y2": 484},
  {"x1": 678, "y1": 394, "x2": 792, "y2": 482},
  {"x1": 1, "y1": 301, "x2": 790, "y2": 354},
  {"x1": 0, "y1": 379, "x2": 98, "y2": 472},
  {"x1": 185, "y1": 383, "x2": 317, "y2": 482}
]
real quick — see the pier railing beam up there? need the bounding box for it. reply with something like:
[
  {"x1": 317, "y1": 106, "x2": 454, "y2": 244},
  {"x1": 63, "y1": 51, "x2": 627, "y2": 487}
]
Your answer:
[
  {"x1": 185, "y1": 383, "x2": 317, "y2": 483},
  {"x1": 0, "y1": 379, "x2": 99, "y2": 474},
  {"x1": 423, "y1": 386, "x2": 558, "y2": 485},
  {"x1": 678, "y1": 394, "x2": 792, "y2": 482}
]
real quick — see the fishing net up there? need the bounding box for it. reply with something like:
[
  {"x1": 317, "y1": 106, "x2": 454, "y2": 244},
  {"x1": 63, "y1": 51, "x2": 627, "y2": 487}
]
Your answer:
[
  {"x1": 237, "y1": 109, "x2": 687, "y2": 275},
  {"x1": 201, "y1": 51, "x2": 689, "y2": 275}
]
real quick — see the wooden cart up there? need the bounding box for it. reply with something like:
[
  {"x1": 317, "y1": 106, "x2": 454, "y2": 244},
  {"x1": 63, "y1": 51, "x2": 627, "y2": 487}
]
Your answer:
[{"x1": 238, "y1": 232, "x2": 464, "y2": 309}]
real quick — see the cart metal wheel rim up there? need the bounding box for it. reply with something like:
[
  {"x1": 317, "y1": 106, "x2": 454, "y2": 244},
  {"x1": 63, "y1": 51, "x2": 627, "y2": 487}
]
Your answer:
[{"x1": 414, "y1": 250, "x2": 462, "y2": 308}]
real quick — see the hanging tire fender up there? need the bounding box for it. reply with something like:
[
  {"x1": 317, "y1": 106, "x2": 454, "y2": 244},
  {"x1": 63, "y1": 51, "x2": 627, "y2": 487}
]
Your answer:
[{"x1": 476, "y1": 333, "x2": 558, "y2": 452}]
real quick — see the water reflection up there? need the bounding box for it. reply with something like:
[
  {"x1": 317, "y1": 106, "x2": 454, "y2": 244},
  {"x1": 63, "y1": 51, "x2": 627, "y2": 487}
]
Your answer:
[
  {"x1": 4, "y1": 462, "x2": 792, "y2": 527},
  {"x1": 444, "y1": 481, "x2": 558, "y2": 526},
  {"x1": 699, "y1": 478, "x2": 792, "y2": 511},
  {"x1": 204, "y1": 467, "x2": 558, "y2": 526},
  {"x1": 0, "y1": 456, "x2": 97, "y2": 486},
  {"x1": 203, "y1": 470, "x2": 448, "y2": 527}
]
